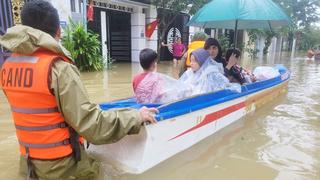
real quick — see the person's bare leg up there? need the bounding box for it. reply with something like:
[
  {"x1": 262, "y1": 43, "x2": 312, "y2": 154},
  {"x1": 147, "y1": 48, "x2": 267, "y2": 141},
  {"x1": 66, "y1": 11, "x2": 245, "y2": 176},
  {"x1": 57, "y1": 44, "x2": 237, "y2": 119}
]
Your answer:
[
  {"x1": 176, "y1": 59, "x2": 180, "y2": 65},
  {"x1": 173, "y1": 58, "x2": 178, "y2": 66}
]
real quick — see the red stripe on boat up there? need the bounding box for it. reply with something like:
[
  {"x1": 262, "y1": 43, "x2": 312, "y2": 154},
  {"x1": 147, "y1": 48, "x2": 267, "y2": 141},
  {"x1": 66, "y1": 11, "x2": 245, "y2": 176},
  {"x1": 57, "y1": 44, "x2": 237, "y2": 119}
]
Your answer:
[{"x1": 168, "y1": 102, "x2": 245, "y2": 141}]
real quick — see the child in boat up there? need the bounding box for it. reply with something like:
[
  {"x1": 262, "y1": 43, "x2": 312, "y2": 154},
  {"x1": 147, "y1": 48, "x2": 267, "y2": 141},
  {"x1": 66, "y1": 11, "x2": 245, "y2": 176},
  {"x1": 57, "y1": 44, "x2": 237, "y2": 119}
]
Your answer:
[
  {"x1": 224, "y1": 48, "x2": 256, "y2": 84},
  {"x1": 179, "y1": 48, "x2": 241, "y2": 95},
  {"x1": 133, "y1": 48, "x2": 192, "y2": 103}
]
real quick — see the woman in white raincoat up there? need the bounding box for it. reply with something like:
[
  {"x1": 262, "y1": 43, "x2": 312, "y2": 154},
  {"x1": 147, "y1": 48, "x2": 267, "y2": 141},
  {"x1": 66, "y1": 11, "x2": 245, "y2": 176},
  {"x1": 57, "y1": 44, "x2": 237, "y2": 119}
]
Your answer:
[{"x1": 179, "y1": 48, "x2": 241, "y2": 95}]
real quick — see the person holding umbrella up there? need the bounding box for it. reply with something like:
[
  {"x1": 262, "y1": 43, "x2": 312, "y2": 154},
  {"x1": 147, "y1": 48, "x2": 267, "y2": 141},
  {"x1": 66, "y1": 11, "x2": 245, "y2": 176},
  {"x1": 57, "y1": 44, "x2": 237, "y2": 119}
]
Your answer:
[{"x1": 203, "y1": 38, "x2": 254, "y2": 84}]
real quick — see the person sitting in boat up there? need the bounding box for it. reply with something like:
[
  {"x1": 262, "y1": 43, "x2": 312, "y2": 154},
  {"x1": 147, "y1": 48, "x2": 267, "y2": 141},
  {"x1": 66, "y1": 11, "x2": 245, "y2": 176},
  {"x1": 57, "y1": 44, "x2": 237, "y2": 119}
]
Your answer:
[
  {"x1": 133, "y1": 48, "x2": 192, "y2": 104},
  {"x1": 224, "y1": 48, "x2": 256, "y2": 84},
  {"x1": 178, "y1": 32, "x2": 208, "y2": 77},
  {"x1": 179, "y1": 48, "x2": 241, "y2": 95},
  {"x1": 204, "y1": 37, "x2": 226, "y2": 73},
  {"x1": 204, "y1": 38, "x2": 255, "y2": 84}
]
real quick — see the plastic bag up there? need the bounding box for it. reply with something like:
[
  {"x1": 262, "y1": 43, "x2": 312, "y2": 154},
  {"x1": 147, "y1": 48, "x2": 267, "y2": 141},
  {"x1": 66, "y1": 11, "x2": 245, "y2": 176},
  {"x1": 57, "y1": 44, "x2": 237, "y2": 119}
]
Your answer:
[
  {"x1": 253, "y1": 66, "x2": 280, "y2": 81},
  {"x1": 179, "y1": 59, "x2": 241, "y2": 95},
  {"x1": 135, "y1": 72, "x2": 192, "y2": 104}
]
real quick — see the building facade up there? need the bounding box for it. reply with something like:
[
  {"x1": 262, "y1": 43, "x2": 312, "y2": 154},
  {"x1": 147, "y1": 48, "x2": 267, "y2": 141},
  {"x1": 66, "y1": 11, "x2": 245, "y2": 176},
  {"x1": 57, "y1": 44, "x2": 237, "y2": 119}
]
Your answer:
[
  {"x1": 1, "y1": 0, "x2": 261, "y2": 65},
  {"x1": 67, "y1": 0, "x2": 158, "y2": 63}
]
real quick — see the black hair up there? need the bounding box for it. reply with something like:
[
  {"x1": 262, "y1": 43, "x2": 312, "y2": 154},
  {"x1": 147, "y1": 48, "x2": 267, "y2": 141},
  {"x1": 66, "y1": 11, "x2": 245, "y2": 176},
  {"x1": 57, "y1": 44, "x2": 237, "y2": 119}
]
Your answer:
[
  {"x1": 225, "y1": 48, "x2": 241, "y2": 62},
  {"x1": 139, "y1": 48, "x2": 158, "y2": 70},
  {"x1": 21, "y1": 0, "x2": 60, "y2": 37},
  {"x1": 204, "y1": 38, "x2": 222, "y2": 60}
]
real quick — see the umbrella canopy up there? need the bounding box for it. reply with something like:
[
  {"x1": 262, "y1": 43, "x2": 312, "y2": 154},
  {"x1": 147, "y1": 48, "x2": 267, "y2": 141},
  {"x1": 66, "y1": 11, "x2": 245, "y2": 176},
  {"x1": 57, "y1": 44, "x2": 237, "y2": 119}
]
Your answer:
[{"x1": 187, "y1": 0, "x2": 291, "y2": 30}]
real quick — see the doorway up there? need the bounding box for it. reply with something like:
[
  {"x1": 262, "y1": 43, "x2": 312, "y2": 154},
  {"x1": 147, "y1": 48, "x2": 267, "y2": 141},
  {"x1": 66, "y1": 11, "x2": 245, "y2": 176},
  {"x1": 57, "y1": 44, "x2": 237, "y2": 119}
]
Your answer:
[{"x1": 88, "y1": 7, "x2": 131, "y2": 62}]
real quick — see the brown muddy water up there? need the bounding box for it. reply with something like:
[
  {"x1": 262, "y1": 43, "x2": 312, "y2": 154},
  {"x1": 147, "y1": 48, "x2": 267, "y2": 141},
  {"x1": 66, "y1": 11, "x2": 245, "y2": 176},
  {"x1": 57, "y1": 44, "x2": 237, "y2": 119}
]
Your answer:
[{"x1": 0, "y1": 52, "x2": 319, "y2": 180}]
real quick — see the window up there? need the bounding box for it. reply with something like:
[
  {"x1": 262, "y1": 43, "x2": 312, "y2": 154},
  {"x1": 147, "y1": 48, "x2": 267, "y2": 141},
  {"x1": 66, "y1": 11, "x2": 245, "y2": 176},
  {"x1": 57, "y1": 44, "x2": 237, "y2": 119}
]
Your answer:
[
  {"x1": 79, "y1": 0, "x2": 83, "y2": 13},
  {"x1": 71, "y1": 0, "x2": 76, "y2": 12}
]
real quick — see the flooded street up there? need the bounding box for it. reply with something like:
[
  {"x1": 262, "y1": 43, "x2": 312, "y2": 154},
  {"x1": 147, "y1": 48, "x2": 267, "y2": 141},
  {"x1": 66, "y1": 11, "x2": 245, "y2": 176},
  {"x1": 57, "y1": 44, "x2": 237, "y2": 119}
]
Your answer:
[{"x1": 0, "y1": 53, "x2": 319, "y2": 179}]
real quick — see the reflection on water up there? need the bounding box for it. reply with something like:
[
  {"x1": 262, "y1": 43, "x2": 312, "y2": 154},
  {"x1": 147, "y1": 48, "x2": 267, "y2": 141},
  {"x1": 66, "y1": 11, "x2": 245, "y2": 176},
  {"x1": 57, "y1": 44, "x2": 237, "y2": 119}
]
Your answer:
[{"x1": 0, "y1": 53, "x2": 319, "y2": 180}]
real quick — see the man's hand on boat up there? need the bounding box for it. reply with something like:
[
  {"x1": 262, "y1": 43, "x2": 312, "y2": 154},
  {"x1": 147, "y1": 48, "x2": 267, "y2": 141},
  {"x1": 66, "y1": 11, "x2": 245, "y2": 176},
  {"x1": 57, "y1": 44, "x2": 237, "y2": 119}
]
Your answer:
[{"x1": 139, "y1": 106, "x2": 158, "y2": 124}]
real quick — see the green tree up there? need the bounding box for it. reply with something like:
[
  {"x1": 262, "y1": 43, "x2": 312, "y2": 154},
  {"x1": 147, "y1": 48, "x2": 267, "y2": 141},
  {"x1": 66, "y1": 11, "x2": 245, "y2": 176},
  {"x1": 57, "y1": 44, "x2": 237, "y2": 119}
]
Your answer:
[
  {"x1": 151, "y1": 0, "x2": 208, "y2": 57},
  {"x1": 300, "y1": 26, "x2": 320, "y2": 50},
  {"x1": 274, "y1": 0, "x2": 320, "y2": 29},
  {"x1": 273, "y1": 0, "x2": 320, "y2": 50}
]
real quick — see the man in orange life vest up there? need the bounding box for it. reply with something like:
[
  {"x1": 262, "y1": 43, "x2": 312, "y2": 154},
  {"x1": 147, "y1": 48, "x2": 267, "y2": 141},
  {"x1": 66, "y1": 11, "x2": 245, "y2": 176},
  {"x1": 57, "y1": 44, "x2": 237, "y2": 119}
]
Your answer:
[{"x1": 0, "y1": 1, "x2": 157, "y2": 179}]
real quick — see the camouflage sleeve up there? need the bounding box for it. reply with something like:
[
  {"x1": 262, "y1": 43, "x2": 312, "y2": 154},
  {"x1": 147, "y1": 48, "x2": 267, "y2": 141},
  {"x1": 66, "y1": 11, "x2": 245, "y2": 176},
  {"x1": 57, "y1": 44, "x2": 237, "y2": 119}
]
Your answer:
[{"x1": 50, "y1": 60, "x2": 142, "y2": 145}]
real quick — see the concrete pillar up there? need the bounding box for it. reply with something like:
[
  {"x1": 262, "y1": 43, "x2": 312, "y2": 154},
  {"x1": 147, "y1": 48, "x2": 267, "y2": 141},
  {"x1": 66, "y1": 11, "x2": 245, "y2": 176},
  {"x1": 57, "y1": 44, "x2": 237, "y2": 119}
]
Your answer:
[
  {"x1": 210, "y1": 29, "x2": 215, "y2": 38},
  {"x1": 145, "y1": 5, "x2": 158, "y2": 51},
  {"x1": 215, "y1": 29, "x2": 219, "y2": 38},
  {"x1": 131, "y1": 7, "x2": 146, "y2": 62},
  {"x1": 276, "y1": 36, "x2": 283, "y2": 52},
  {"x1": 267, "y1": 37, "x2": 277, "y2": 64},
  {"x1": 100, "y1": 11, "x2": 108, "y2": 66},
  {"x1": 256, "y1": 36, "x2": 265, "y2": 60},
  {"x1": 268, "y1": 37, "x2": 277, "y2": 54},
  {"x1": 242, "y1": 31, "x2": 249, "y2": 58},
  {"x1": 291, "y1": 38, "x2": 296, "y2": 59}
]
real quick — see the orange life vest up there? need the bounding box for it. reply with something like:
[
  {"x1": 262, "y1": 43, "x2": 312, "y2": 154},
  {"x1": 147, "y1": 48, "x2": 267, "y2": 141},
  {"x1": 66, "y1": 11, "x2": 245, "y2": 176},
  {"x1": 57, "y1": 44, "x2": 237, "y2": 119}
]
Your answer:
[
  {"x1": 185, "y1": 41, "x2": 206, "y2": 66},
  {"x1": 1, "y1": 49, "x2": 82, "y2": 160}
]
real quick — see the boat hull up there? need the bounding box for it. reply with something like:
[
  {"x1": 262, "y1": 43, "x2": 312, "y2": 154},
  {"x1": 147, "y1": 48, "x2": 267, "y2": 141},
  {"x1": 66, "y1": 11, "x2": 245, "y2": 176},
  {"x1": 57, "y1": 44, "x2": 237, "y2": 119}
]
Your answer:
[{"x1": 88, "y1": 78, "x2": 289, "y2": 174}]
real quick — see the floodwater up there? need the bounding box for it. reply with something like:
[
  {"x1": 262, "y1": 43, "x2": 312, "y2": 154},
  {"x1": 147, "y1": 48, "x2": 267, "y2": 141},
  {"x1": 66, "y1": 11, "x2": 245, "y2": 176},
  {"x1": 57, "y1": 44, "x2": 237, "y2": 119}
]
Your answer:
[{"x1": 0, "y1": 52, "x2": 319, "y2": 180}]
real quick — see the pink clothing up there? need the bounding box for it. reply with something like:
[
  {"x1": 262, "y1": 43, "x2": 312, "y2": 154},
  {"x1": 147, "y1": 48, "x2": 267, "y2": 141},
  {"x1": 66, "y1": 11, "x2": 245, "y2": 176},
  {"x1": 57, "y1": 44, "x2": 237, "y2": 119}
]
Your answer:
[
  {"x1": 133, "y1": 72, "x2": 193, "y2": 104},
  {"x1": 132, "y1": 72, "x2": 149, "y2": 92},
  {"x1": 172, "y1": 43, "x2": 185, "y2": 57},
  {"x1": 134, "y1": 73, "x2": 163, "y2": 103}
]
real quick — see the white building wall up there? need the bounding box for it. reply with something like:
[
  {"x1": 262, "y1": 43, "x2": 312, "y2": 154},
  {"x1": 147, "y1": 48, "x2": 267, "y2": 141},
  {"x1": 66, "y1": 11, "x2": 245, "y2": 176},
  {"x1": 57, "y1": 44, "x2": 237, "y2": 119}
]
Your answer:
[
  {"x1": 256, "y1": 36, "x2": 265, "y2": 59},
  {"x1": 276, "y1": 36, "x2": 283, "y2": 52},
  {"x1": 49, "y1": 0, "x2": 72, "y2": 26},
  {"x1": 51, "y1": 0, "x2": 160, "y2": 62},
  {"x1": 131, "y1": 7, "x2": 146, "y2": 62},
  {"x1": 145, "y1": 6, "x2": 158, "y2": 52}
]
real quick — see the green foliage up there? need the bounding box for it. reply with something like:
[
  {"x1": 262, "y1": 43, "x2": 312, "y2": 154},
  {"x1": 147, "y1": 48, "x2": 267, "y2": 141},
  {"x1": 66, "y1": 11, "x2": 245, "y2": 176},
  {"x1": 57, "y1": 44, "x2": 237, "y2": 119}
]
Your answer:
[
  {"x1": 217, "y1": 35, "x2": 229, "y2": 56},
  {"x1": 299, "y1": 27, "x2": 320, "y2": 50},
  {"x1": 191, "y1": 32, "x2": 208, "y2": 42},
  {"x1": 273, "y1": 0, "x2": 320, "y2": 29},
  {"x1": 152, "y1": 0, "x2": 208, "y2": 58},
  {"x1": 245, "y1": 1, "x2": 320, "y2": 52},
  {"x1": 62, "y1": 20, "x2": 104, "y2": 71},
  {"x1": 244, "y1": 30, "x2": 263, "y2": 59},
  {"x1": 273, "y1": 0, "x2": 320, "y2": 50},
  {"x1": 263, "y1": 30, "x2": 277, "y2": 54}
]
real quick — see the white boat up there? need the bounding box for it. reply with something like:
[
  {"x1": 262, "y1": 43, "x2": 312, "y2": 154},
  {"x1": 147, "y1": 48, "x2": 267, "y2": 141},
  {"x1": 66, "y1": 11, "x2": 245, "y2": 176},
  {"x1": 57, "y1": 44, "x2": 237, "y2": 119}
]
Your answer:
[{"x1": 87, "y1": 65, "x2": 290, "y2": 174}]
